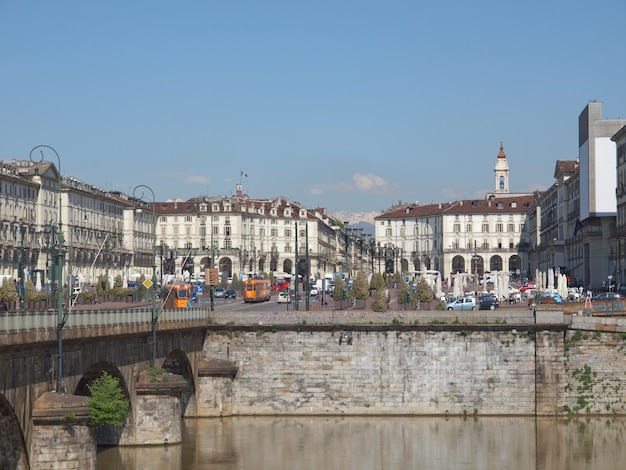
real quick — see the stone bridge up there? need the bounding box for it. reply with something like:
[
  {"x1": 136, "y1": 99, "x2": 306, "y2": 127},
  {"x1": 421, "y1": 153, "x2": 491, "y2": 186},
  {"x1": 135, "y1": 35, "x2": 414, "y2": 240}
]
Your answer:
[{"x1": 0, "y1": 306, "x2": 237, "y2": 469}]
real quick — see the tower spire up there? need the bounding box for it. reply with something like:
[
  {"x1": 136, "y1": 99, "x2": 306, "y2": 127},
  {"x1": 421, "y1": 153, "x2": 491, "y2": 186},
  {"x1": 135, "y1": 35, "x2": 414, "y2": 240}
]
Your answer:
[{"x1": 494, "y1": 142, "x2": 510, "y2": 193}]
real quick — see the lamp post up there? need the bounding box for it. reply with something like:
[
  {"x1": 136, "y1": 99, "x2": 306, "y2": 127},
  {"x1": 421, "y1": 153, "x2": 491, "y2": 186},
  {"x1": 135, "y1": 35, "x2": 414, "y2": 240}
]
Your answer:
[
  {"x1": 133, "y1": 185, "x2": 158, "y2": 368},
  {"x1": 305, "y1": 222, "x2": 310, "y2": 311},
  {"x1": 18, "y1": 223, "x2": 27, "y2": 309},
  {"x1": 294, "y1": 222, "x2": 299, "y2": 311},
  {"x1": 30, "y1": 145, "x2": 65, "y2": 393}
]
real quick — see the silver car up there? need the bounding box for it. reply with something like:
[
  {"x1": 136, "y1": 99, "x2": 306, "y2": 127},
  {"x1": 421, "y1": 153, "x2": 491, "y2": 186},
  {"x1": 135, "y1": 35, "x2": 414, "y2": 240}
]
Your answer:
[{"x1": 445, "y1": 296, "x2": 476, "y2": 311}]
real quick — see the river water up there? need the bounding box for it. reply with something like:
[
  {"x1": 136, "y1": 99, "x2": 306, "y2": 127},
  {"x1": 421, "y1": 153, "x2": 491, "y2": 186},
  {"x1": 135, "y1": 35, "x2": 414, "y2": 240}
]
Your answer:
[{"x1": 96, "y1": 416, "x2": 626, "y2": 469}]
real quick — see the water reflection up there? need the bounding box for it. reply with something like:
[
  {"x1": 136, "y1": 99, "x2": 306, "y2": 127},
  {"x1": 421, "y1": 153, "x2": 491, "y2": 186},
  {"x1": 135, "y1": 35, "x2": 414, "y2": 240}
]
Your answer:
[{"x1": 98, "y1": 416, "x2": 626, "y2": 470}]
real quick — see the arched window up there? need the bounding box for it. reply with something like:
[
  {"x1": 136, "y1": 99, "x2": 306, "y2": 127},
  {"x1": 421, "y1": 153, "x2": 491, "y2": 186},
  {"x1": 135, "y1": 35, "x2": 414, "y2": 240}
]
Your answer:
[{"x1": 499, "y1": 176, "x2": 505, "y2": 190}]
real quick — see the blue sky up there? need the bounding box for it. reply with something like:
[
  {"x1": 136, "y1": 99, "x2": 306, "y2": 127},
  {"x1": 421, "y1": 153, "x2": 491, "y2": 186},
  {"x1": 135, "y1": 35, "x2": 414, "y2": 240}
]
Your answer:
[{"x1": 2, "y1": 1, "x2": 626, "y2": 215}]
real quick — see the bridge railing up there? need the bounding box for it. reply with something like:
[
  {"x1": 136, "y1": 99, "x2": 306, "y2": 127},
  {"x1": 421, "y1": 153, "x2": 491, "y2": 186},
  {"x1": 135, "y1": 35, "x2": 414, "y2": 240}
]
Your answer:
[{"x1": 0, "y1": 306, "x2": 209, "y2": 333}]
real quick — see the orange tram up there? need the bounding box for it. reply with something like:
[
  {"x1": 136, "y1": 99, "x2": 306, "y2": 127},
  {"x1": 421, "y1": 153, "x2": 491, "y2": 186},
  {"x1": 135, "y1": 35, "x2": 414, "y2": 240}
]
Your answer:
[
  {"x1": 243, "y1": 278, "x2": 271, "y2": 303},
  {"x1": 161, "y1": 283, "x2": 192, "y2": 309}
]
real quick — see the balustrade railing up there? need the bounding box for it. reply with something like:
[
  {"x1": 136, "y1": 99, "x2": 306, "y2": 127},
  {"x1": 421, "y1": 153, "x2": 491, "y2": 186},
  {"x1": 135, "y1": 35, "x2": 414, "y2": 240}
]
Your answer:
[{"x1": 0, "y1": 306, "x2": 208, "y2": 334}]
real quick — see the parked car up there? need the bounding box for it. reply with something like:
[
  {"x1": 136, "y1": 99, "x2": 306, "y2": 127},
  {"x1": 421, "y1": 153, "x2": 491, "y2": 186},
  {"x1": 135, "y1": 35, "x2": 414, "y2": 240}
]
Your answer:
[
  {"x1": 277, "y1": 291, "x2": 291, "y2": 303},
  {"x1": 225, "y1": 289, "x2": 236, "y2": 299},
  {"x1": 592, "y1": 292, "x2": 624, "y2": 301},
  {"x1": 213, "y1": 287, "x2": 225, "y2": 298},
  {"x1": 445, "y1": 296, "x2": 476, "y2": 311},
  {"x1": 309, "y1": 287, "x2": 319, "y2": 297},
  {"x1": 478, "y1": 295, "x2": 499, "y2": 310}
]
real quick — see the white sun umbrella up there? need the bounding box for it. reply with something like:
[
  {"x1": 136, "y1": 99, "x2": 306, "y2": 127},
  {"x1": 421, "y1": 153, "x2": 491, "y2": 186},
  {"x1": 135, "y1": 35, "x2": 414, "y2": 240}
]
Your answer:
[
  {"x1": 453, "y1": 274, "x2": 461, "y2": 298},
  {"x1": 122, "y1": 276, "x2": 128, "y2": 288},
  {"x1": 499, "y1": 273, "x2": 509, "y2": 299},
  {"x1": 35, "y1": 271, "x2": 42, "y2": 292},
  {"x1": 436, "y1": 275, "x2": 442, "y2": 298},
  {"x1": 561, "y1": 274, "x2": 569, "y2": 298},
  {"x1": 493, "y1": 273, "x2": 499, "y2": 299},
  {"x1": 535, "y1": 269, "x2": 540, "y2": 288}
]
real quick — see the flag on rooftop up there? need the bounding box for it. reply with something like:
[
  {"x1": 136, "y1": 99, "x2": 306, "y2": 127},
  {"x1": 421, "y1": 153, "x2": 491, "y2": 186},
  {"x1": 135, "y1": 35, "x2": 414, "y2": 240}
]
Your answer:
[{"x1": 240, "y1": 170, "x2": 248, "y2": 178}]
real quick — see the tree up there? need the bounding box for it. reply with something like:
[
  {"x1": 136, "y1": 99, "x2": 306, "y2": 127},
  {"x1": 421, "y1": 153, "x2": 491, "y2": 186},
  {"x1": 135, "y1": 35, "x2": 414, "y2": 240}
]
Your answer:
[
  {"x1": 397, "y1": 277, "x2": 411, "y2": 304},
  {"x1": 24, "y1": 277, "x2": 38, "y2": 301},
  {"x1": 370, "y1": 272, "x2": 385, "y2": 292},
  {"x1": 0, "y1": 278, "x2": 17, "y2": 302},
  {"x1": 352, "y1": 271, "x2": 369, "y2": 300},
  {"x1": 414, "y1": 277, "x2": 434, "y2": 302},
  {"x1": 332, "y1": 276, "x2": 346, "y2": 301},
  {"x1": 371, "y1": 289, "x2": 387, "y2": 312},
  {"x1": 87, "y1": 372, "x2": 129, "y2": 426}
]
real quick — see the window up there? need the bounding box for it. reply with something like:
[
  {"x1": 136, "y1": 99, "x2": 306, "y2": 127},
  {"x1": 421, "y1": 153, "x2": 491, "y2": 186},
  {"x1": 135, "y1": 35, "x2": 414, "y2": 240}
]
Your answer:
[
  {"x1": 271, "y1": 228, "x2": 278, "y2": 237},
  {"x1": 386, "y1": 227, "x2": 392, "y2": 237},
  {"x1": 482, "y1": 223, "x2": 489, "y2": 233},
  {"x1": 224, "y1": 226, "x2": 231, "y2": 236},
  {"x1": 453, "y1": 223, "x2": 461, "y2": 233},
  {"x1": 285, "y1": 244, "x2": 291, "y2": 253},
  {"x1": 496, "y1": 223, "x2": 503, "y2": 232},
  {"x1": 508, "y1": 223, "x2": 515, "y2": 232},
  {"x1": 499, "y1": 175, "x2": 505, "y2": 190},
  {"x1": 285, "y1": 229, "x2": 291, "y2": 237},
  {"x1": 466, "y1": 223, "x2": 472, "y2": 232}
]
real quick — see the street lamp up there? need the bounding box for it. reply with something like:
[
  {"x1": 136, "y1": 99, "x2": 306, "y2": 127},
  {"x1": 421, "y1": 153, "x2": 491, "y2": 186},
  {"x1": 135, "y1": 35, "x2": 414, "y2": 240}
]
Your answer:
[
  {"x1": 30, "y1": 145, "x2": 65, "y2": 393},
  {"x1": 18, "y1": 223, "x2": 27, "y2": 309},
  {"x1": 133, "y1": 184, "x2": 158, "y2": 368}
]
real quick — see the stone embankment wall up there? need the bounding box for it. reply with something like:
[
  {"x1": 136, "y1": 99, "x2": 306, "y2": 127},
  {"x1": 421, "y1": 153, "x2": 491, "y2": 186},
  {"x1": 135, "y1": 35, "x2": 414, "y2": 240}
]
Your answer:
[
  {"x1": 201, "y1": 321, "x2": 626, "y2": 417},
  {"x1": 203, "y1": 326, "x2": 552, "y2": 416}
]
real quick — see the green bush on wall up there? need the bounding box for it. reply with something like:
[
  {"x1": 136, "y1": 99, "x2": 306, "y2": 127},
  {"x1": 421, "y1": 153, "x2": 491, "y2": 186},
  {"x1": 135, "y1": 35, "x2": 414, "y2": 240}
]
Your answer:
[{"x1": 87, "y1": 372, "x2": 129, "y2": 426}]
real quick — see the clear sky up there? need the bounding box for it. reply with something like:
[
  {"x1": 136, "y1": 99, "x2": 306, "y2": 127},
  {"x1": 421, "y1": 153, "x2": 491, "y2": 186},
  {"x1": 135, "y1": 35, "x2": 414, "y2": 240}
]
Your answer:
[{"x1": 2, "y1": 1, "x2": 626, "y2": 216}]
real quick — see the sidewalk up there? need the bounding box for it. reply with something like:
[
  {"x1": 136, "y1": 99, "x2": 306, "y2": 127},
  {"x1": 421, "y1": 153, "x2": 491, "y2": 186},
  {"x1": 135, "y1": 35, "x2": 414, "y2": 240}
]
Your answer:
[{"x1": 69, "y1": 300, "x2": 152, "y2": 311}]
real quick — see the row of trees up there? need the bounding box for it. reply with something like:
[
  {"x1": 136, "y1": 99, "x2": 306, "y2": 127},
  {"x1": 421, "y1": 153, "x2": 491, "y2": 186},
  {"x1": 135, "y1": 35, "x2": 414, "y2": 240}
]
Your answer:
[
  {"x1": 0, "y1": 274, "x2": 152, "y2": 303},
  {"x1": 331, "y1": 271, "x2": 434, "y2": 312}
]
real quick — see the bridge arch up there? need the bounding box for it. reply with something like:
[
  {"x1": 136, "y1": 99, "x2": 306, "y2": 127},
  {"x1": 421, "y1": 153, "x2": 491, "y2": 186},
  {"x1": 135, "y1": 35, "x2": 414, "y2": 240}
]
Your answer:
[
  {"x1": 0, "y1": 395, "x2": 29, "y2": 469},
  {"x1": 74, "y1": 361, "x2": 133, "y2": 446},
  {"x1": 162, "y1": 349, "x2": 196, "y2": 415}
]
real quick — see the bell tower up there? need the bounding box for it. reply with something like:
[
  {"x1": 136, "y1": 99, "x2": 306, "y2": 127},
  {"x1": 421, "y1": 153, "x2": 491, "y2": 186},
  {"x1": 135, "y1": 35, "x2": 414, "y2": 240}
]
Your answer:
[{"x1": 494, "y1": 142, "x2": 509, "y2": 194}]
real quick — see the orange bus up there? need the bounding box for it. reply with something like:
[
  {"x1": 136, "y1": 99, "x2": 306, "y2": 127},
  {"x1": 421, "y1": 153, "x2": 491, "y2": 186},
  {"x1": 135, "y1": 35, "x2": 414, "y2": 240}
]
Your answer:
[
  {"x1": 162, "y1": 283, "x2": 192, "y2": 309},
  {"x1": 243, "y1": 278, "x2": 271, "y2": 303}
]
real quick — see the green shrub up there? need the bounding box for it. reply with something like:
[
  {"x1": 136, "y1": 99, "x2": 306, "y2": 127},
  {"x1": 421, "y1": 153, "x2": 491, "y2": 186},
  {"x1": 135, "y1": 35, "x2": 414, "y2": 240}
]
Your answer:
[{"x1": 87, "y1": 372, "x2": 129, "y2": 426}]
